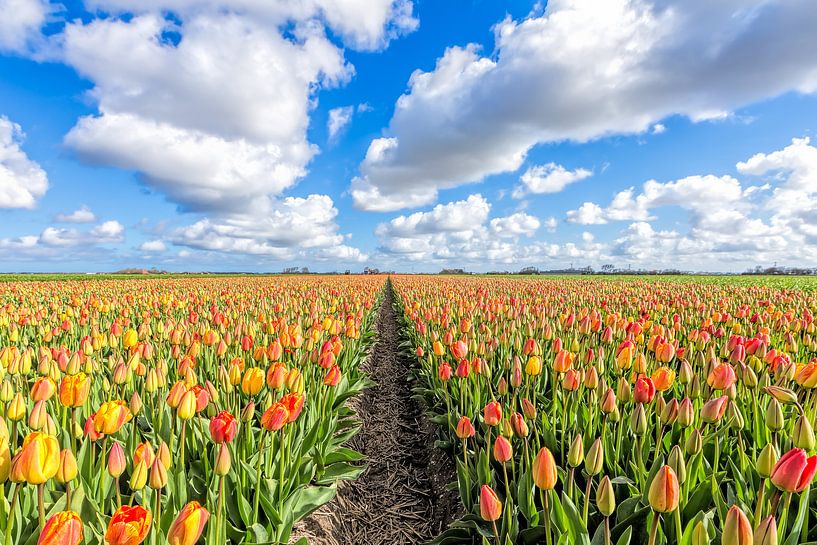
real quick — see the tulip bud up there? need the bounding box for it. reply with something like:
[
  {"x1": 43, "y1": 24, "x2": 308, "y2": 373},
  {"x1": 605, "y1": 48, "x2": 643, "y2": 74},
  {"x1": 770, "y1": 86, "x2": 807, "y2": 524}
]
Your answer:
[
  {"x1": 129, "y1": 392, "x2": 142, "y2": 416},
  {"x1": 567, "y1": 434, "x2": 584, "y2": 467},
  {"x1": 7, "y1": 393, "x2": 26, "y2": 422},
  {"x1": 241, "y1": 401, "x2": 255, "y2": 423},
  {"x1": 28, "y1": 400, "x2": 48, "y2": 430},
  {"x1": 648, "y1": 465, "x2": 679, "y2": 513},
  {"x1": 149, "y1": 459, "x2": 168, "y2": 489},
  {"x1": 157, "y1": 441, "x2": 171, "y2": 470},
  {"x1": 532, "y1": 447, "x2": 557, "y2": 490},
  {"x1": 765, "y1": 399, "x2": 784, "y2": 431},
  {"x1": 668, "y1": 445, "x2": 686, "y2": 484},
  {"x1": 793, "y1": 414, "x2": 816, "y2": 450},
  {"x1": 757, "y1": 443, "x2": 779, "y2": 478},
  {"x1": 493, "y1": 436, "x2": 512, "y2": 463},
  {"x1": 214, "y1": 443, "x2": 231, "y2": 476},
  {"x1": 630, "y1": 403, "x2": 647, "y2": 436},
  {"x1": 722, "y1": 505, "x2": 752, "y2": 545},
  {"x1": 56, "y1": 449, "x2": 78, "y2": 484},
  {"x1": 685, "y1": 429, "x2": 703, "y2": 456},
  {"x1": 691, "y1": 520, "x2": 710, "y2": 545},
  {"x1": 677, "y1": 397, "x2": 694, "y2": 428},
  {"x1": 660, "y1": 398, "x2": 679, "y2": 426},
  {"x1": 129, "y1": 459, "x2": 148, "y2": 491},
  {"x1": 107, "y1": 442, "x2": 126, "y2": 478},
  {"x1": 585, "y1": 438, "x2": 604, "y2": 476},
  {"x1": 596, "y1": 475, "x2": 615, "y2": 517},
  {"x1": 701, "y1": 396, "x2": 728, "y2": 424},
  {"x1": 753, "y1": 515, "x2": 777, "y2": 545},
  {"x1": 479, "y1": 485, "x2": 502, "y2": 522},
  {"x1": 765, "y1": 386, "x2": 798, "y2": 405}
]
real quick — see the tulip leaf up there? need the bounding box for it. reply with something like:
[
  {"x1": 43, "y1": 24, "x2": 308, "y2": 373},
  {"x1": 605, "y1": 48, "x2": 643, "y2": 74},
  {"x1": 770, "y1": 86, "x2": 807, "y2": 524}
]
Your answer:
[{"x1": 784, "y1": 485, "x2": 810, "y2": 545}]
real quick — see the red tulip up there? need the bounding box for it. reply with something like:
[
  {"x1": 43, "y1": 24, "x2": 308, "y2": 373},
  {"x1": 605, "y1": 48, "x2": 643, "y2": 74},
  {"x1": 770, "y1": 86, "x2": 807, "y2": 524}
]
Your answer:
[{"x1": 771, "y1": 448, "x2": 817, "y2": 493}]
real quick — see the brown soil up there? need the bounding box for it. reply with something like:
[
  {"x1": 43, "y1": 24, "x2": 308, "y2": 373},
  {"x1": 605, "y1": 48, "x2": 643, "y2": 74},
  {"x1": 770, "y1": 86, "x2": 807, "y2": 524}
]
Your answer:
[{"x1": 293, "y1": 282, "x2": 461, "y2": 544}]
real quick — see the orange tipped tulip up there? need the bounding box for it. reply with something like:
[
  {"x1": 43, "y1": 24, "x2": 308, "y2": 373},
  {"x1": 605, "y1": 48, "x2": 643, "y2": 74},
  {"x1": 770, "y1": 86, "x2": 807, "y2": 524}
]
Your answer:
[
  {"x1": 532, "y1": 447, "x2": 557, "y2": 490},
  {"x1": 483, "y1": 401, "x2": 502, "y2": 427},
  {"x1": 493, "y1": 436, "x2": 512, "y2": 463},
  {"x1": 260, "y1": 402, "x2": 289, "y2": 432},
  {"x1": 479, "y1": 485, "x2": 502, "y2": 522},
  {"x1": 167, "y1": 501, "x2": 209, "y2": 545},
  {"x1": 10, "y1": 431, "x2": 59, "y2": 485},
  {"x1": 633, "y1": 376, "x2": 655, "y2": 404},
  {"x1": 38, "y1": 511, "x2": 83, "y2": 545},
  {"x1": 209, "y1": 411, "x2": 237, "y2": 444},
  {"x1": 105, "y1": 505, "x2": 151, "y2": 545},
  {"x1": 707, "y1": 363, "x2": 737, "y2": 390},
  {"x1": 701, "y1": 395, "x2": 729, "y2": 424},
  {"x1": 455, "y1": 416, "x2": 475, "y2": 439},
  {"x1": 722, "y1": 505, "x2": 752, "y2": 545},
  {"x1": 647, "y1": 465, "x2": 679, "y2": 513}
]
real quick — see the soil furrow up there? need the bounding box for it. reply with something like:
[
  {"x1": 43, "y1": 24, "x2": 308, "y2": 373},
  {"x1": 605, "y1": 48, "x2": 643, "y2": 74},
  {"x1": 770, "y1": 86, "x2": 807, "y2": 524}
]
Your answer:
[{"x1": 293, "y1": 280, "x2": 459, "y2": 544}]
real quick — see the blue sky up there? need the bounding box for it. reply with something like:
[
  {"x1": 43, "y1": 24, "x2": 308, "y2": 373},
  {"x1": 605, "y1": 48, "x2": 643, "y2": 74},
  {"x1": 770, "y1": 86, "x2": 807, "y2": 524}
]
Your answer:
[{"x1": 1, "y1": 0, "x2": 816, "y2": 272}]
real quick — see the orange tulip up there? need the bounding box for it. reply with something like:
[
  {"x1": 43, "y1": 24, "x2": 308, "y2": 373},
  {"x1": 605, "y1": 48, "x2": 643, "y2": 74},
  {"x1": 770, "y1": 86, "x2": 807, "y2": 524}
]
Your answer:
[
  {"x1": 532, "y1": 447, "x2": 557, "y2": 490},
  {"x1": 722, "y1": 505, "x2": 752, "y2": 545},
  {"x1": 260, "y1": 402, "x2": 289, "y2": 432},
  {"x1": 483, "y1": 401, "x2": 502, "y2": 427},
  {"x1": 58, "y1": 373, "x2": 91, "y2": 408},
  {"x1": 280, "y1": 392, "x2": 304, "y2": 423},
  {"x1": 38, "y1": 511, "x2": 83, "y2": 545},
  {"x1": 701, "y1": 395, "x2": 729, "y2": 424},
  {"x1": 493, "y1": 436, "x2": 512, "y2": 463},
  {"x1": 647, "y1": 465, "x2": 679, "y2": 513},
  {"x1": 707, "y1": 363, "x2": 737, "y2": 390},
  {"x1": 167, "y1": 501, "x2": 209, "y2": 545},
  {"x1": 209, "y1": 411, "x2": 237, "y2": 444},
  {"x1": 30, "y1": 378, "x2": 57, "y2": 402},
  {"x1": 455, "y1": 416, "x2": 475, "y2": 439},
  {"x1": 94, "y1": 400, "x2": 132, "y2": 435},
  {"x1": 105, "y1": 505, "x2": 151, "y2": 545},
  {"x1": 10, "y1": 431, "x2": 60, "y2": 484},
  {"x1": 479, "y1": 485, "x2": 502, "y2": 522},
  {"x1": 633, "y1": 376, "x2": 655, "y2": 404},
  {"x1": 651, "y1": 366, "x2": 675, "y2": 392}
]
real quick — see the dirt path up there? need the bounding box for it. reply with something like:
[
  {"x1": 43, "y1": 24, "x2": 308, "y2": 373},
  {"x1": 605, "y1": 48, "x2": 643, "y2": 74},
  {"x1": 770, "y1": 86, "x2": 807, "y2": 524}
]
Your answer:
[{"x1": 294, "y1": 280, "x2": 459, "y2": 544}]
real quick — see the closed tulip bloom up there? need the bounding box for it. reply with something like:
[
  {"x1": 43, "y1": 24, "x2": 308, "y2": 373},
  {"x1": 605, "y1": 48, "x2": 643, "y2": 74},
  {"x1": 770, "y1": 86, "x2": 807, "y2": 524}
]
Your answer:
[
  {"x1": 176, "y1": 390, "x2": 197, "y2": 421},
  {"x1": 677, "y1": 397, "x2": 695, "y2": 427},
  {"x1": 701, "y1": 396, "x2": 729, "y2": 424},
  {"x1": 30, "y1": 377, "x2": 57, "y2": 402},
  {"x1": 493, "y1": 436, "x2": 512, "y2": 463},
  {"x1": 166, "y1": 381, "x2": 187, "y2": 408},
  {"x1": 793, "y1": 413, "x2": 816, "y2": 450},
  {"x1": 214, "y1": 443, "x2": 231, "y2": 476},
  {"x1": 562, "y1": 369, "x2": 580, "y2": 391},
  {"x1": 129, "y1": 460, "x2": 148, "y2": 491},
  {"x1": 56, "y1": 449, "x2": 77, "y2": 484},
  {"x1": 260, "y1": 402, "x2": 289, "y2": 432},
  {"x1": 438, "y1": 363, "x2": 452, "y2": 382},
  {"x1": 37, "y1": 511, "x2": 83, "y2": 545},
  {"x1": 94, "y1": 400, "x2": 132, "y2": 435},
  {"x1": 691, "y1": 521, "x2": 709, "y2": 545},
  {"x1": 323, "y1": 365, "x2": 341, "y2": 386},
  {"x1": 451, "y1": 340, "x2": 468, "y2": 361},
  {"x1": 455, "y1": 416, "x2": 475, "y2": 439},
  {"x1": 209, "y1": 411, "x2": 237, "y2": 444},
  {"x1": 133, "y1": 442, "x2": 155, "y2": 468},
  {"x1": 525, "y1": 355, "x2": 542, "y2": 376},
  {"x1": 167, "y1": 501, "x2": 210, "y2": 545},
  {"x1": 596, "y1": 475, "x2": 615, "y2": 517},
  {"x1": 241, "y1": 368, "x2": 264, "y2": 396},
  {"x1": 108, "y1": 442, "x2": 126, "y2": 478},
  {"x1": 764, "y1": 386, "x2": 798, "y2": 405},
  {"x1": 600, "y1": 388, "x2": 616, "y2": 414},
  {"x1": 648, "y1": 466, "x2": 679, "y2": 513},
  {"x1": 757, "y1": 443, "x2": 779, "y2": 479},
  {"x1": 770, "y1": 448, "x2": 817, "y2": 493},
  {"x1": 105, "y1": 505, "x2": 152, "y2": 545},
  {"x1": 7, "y1": 392, "x2": 27, "y2": 422},
  {"x1": 707, "y1": 363, "x2": 737, "y2": 390},
  {"x1": 510, "y1": 412, "x2": 528, "y2": 438},
  {"x1": 149, "y1": 458, "x2": 168, "y2": 490},
  {"x1": 479, "y1": 485, "x2": 502, "y2": 522},
  {"x1": 10, "y1": 431, "x2": 59, "y2": 484},
  {"x1": 483, "y1": 401, "x2": 502, "y2": 427},
  {"x1": 585, "y1": 438, "x2": 604, "y2": 475},
  {"x1": 532, "y1": 447, "x2": 557, "y2": 490},
  {"x1": 633, "y1": 376, "x2": 656, "y2": 404},
  {"x1": 753, "y1": 515, "x2": 776, "y2": 545},
  {"x1": 722, "y1": 505, "x2": 752, "y2": 545}
]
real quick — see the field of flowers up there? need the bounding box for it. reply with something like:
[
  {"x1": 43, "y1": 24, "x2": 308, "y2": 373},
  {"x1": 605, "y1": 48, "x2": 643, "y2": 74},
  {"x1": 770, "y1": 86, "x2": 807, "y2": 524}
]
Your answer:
[
  {"x1": 396, "y1": 275, "x2": 817, "y2": 545},
  {"x1": 0, "y1": 276, "x2": 381, "y2": 545}
]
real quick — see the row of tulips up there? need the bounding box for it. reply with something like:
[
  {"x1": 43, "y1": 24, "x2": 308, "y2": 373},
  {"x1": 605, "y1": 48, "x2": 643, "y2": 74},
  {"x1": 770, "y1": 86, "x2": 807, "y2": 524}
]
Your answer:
[
  {"x1": 0, "y1": 276, "x2": 381, "y2": 544},
  {"x1": 394, "y1": 275, "x2": 817, "y2": 545}
]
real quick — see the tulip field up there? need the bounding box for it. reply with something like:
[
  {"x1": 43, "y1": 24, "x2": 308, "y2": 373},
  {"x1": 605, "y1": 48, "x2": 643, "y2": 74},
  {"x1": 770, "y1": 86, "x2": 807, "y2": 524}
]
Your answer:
[
  {"x1": 2, "y1": 274, "x2": 817, "y2": 545},
  {"x1": 0, "y1": 276, "x2": 380, "y2": 545}
]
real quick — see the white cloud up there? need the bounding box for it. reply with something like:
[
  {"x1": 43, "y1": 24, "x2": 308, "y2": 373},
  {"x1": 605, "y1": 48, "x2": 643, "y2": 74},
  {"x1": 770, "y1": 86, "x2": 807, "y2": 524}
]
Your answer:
[
  {"x1": 327, "y1": 106, "x2": 354, "y2": 140},
  {"x1": 544, "y1": 216, "x2": 558, "y2": 232},
  {"x1": 651, "y1": 123, "x2": 666, "y2": 135},
  {"x1": 353, "y1": 0, "x2": 817, "y2": 211},
  {"x1": 375, "y1": 194, "x2": 585, "y2": 265},
  {"x1": 0, "y1": 0, "x2": 53, "y2": 54},
  {"x1": 514, "y1": 163, "x2": 592, "y2": 198},
  {"x1": 173, "y1": 194, "x2": 367, "y2": 262},
  {"x1": 56, "y1": 205, "x2": 96, "y2": 223},
  {"x1": 0, "y1": 116, "x2": 48, "y2": 209},
  {"x1": 0, "y1": 220, "x2": 125, "y2": 259},
  {"x1": 139, "y1": 239, "x2": 167, "y2": 252}
]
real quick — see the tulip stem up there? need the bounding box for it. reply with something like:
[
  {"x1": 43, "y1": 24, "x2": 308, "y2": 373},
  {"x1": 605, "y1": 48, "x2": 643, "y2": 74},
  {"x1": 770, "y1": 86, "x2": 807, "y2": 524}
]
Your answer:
[
  {"x1": 542, "y1": 490, "x2": 553, "y2": 545},
  {"x1": 583, "y1": 476, "x2": 593, "y2": 525},
  {"x1": 216, "y1": 475, "x2": 225, "y2": 544},
  {"x1": 647, "y1": 513, "x2": 660, "y2": 545},
  {"x1": 491, "y1": 520, "x2": 500, "y2": 545},
  {"x1": 604, "y1": 517, "x2": 611, "y2": 545},
  {"x1": 99, "y1": 436, "x2": 109, "y2": 505},
  {"x1": 154, "y1": 488, "x2": 162, "y2": 544},
  {"x1": 37, "y1": 484, "x2": 45, "y2": 532},
  {"x1": 252, "y1": 432, "x2": 267, "y2": 525},
  {"x1": 754, "y1": 480, "x2": 765, "y2": 524},
  {"x1": 778, "y1": 492, "x2": 792, "y2": 537}
]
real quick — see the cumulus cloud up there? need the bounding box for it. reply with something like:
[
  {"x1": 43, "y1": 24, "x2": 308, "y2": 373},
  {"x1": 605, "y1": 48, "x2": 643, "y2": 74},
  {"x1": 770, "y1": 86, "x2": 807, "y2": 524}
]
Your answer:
[
  {"x1": 375, "y1": 194, "x2": 584, "y2": 265},
  {"x1": 0, "y1": 0, "x2": 54, "y2": 54},
  {"x1": 139, "y1": 239, "x2": 167, "y2": 252},
  {"x1": 0, "y1": 219, "x2": 125, "y2": 259},
  {"x1": 173, "y1": 194, "x2": 367, "y2": 262},
  {"x1": 56, "y1": 205, "x2": 96, "y2": 223},
  {"x1": 514, "y1": 163, "x2": 591, "y2": 197},
  {"x1": 0, "y1": 116, "x2": 48, "y2": 209},
  {"x1": 353, "y1": 0, "x2": 817, "y2": 211}
]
